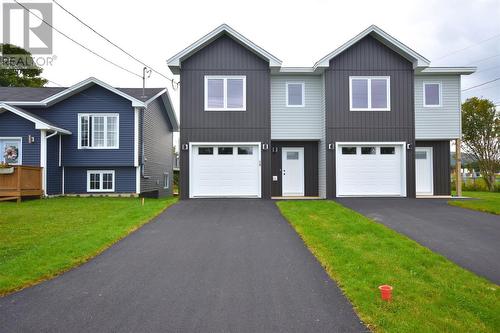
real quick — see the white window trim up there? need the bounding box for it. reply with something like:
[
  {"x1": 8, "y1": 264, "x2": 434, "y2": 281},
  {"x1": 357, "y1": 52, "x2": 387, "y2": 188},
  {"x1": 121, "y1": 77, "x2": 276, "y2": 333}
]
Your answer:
[
  {"x1": 78, "y1": 113, "x2": 120, "y2": 149},
  {"x1": 163, "y1": 172, "x2": 170, "y2": 189},
  {"x1": 0, "y1": 137, "x2": 23, "y2": 165},
  {"x1": 349, "y1": 76, "x2": 391, "y2": 111},
  {"x1": 423, "y1": 82, "x2": 442, "y2": 107},
  {"x1": 286, "y1": 82, "x2": 305, "y2": 107},
  {"x1": 87, "y1": 170, "x2": 115, "y2": 192},
  {"x1": 204, "y1": 75, "x2": 246, "y2": 111}
]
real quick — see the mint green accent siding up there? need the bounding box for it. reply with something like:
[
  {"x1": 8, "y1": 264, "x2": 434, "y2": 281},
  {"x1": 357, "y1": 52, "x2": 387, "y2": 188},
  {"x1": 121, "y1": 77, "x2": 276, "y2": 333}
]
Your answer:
[
  {"x1": 415, "y1": 75, "x2": 461, "y2": 139},
  {"x1": 271, "y1": 75, "x2": 324, "y2": 140}
]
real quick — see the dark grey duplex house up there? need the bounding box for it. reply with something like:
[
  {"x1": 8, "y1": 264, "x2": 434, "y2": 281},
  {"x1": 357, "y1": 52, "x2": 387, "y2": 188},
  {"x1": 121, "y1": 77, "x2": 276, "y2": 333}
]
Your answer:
[
  {"x1": 0, "y1": 77, "x2": 179, "y2": 197},
  {"x1": 167, "y1": 24, "x2": 474, "y2": 199}
]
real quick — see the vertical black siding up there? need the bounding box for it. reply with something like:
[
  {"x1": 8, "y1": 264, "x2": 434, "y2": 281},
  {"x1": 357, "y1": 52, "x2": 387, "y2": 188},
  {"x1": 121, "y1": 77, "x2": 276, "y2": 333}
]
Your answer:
[
  {"x1": 270, "y1": 141, "x2": 319, "y2": 196},
  {"x1": 140, "y1": 97, "x2": 174, "y2": 197},
  {"x1": 325, "y1": 35, "x2": 416, "y2": 198},
  {"x1": 416, "y1": 141, "x2": 451, "y2": 195},
  {"x1": 179, "y1": 34, "x2": 271, "y2": 199}
]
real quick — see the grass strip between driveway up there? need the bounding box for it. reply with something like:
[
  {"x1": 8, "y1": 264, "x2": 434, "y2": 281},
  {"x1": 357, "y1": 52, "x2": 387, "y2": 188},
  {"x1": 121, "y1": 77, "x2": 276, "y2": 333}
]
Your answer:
[
  {"x1": 277, "y1": 200, "x2": 499, "y2": 333},
  {"x1": 448, "y1": 191, "x2": 500, "y2": 215},
  {"x1": 0, "y1": 196, "x2": 177, "y2": 296}
]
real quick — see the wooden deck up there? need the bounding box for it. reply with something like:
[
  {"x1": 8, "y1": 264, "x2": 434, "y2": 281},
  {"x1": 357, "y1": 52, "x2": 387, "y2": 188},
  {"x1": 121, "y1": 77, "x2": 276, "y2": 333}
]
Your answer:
[{"x1": 0, "y1": 166, "x2": 43, "y2": 202}]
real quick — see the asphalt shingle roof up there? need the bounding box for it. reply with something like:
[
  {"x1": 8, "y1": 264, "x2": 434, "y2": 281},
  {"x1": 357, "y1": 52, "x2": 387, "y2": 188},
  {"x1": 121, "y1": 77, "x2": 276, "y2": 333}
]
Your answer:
[{"x1": 0, "y1": 86, "x2": 165, "y2": 103}]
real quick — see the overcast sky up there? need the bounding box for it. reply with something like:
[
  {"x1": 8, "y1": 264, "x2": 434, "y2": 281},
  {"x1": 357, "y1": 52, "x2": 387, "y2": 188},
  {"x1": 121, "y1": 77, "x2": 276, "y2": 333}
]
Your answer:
[{"x1": 2, "y1": 0, "x2": 500, "y2": 123}]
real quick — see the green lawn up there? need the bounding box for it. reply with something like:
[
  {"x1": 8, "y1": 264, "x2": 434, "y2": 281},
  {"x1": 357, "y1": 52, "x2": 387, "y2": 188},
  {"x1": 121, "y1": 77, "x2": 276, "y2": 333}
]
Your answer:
[
  {"x1": 277, "y1": 200, "x2": 499, "y2": 333},
  {"x1": 0, "y1": 196, "x2": 177, "y2": 295},
  {"x1": 449, "y1": 191, "x2": 500, "y2": 215}
]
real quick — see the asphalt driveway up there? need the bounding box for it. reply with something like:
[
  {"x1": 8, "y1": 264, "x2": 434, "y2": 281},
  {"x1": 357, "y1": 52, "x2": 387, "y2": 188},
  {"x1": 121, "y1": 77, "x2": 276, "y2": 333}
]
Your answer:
[
  {"x1": 0, "y1": 199, "x2": 365, "y2": 332},
  {"x1": 337, "y1": 198, "x2": 500, "y2": 284}
]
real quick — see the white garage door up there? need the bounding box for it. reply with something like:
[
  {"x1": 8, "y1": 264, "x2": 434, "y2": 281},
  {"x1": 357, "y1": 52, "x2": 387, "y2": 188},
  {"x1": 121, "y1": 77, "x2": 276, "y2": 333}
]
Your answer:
[
  {"x1": 336, "y1": 143, "x2": 406, "y2": 197},
  {"x1": 190, "y1": 144, "x2": 261, "y2": 198}
]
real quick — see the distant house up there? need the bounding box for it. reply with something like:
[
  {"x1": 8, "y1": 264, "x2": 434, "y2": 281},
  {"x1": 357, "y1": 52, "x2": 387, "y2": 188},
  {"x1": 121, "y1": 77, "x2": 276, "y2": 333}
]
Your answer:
[{"x1": 0, "y1": 77, "x2": 179, "y2": 197}]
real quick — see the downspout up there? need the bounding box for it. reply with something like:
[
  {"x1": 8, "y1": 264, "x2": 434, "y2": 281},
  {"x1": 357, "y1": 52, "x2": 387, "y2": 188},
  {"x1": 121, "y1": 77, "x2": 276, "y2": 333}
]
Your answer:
[{"x1": 140, "y1": 108, "x2": 148, "y2": 178}]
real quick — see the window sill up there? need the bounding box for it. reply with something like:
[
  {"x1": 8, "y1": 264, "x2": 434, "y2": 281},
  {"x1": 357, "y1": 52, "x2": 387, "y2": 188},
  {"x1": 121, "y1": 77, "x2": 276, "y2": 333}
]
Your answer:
[
  {"x1": 349, "y1": 108, "x2": 391, "y2": 112},
  {"x1": 423, "y1": 105, "x2": 442, "y2": 108},
  {"x1": 204, "y1": 109, "x2": 246, "y2": 112},
  {"x1": 78, "y1": 147, "x2": 120, "y2": 150},
  {"x1": 286, "y1": 105, "x2": 305, "y2": 108}
]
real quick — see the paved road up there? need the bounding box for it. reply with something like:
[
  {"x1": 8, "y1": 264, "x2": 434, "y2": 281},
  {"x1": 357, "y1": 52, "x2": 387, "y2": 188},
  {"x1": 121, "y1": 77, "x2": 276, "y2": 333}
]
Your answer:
[
  {"x1": 337, "y1": 198, "x2": 500, "y2": 284},
  {"x1": 0, "y1": 199, "x2": 365, "y2": 332}
]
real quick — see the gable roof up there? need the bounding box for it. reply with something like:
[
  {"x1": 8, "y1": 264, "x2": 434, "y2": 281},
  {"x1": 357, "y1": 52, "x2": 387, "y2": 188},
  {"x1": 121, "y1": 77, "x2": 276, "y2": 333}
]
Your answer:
[
  {"x1": 314, "y1": 25, "x2": 430, "y2": 69},
  {"x1": 0, "y1": 77, "x2": 179, "y2": 131},
  {"x1": 0, "y1": 103, "x2": 71, "y2": 134},
  {"x1": 167, "y1": 24, "x2": 282, "y2": 74}
]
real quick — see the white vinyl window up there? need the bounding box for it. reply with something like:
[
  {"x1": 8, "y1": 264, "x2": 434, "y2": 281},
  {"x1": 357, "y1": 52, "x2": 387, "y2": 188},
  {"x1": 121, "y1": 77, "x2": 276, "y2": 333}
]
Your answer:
[
  {"x1": 204, "y1": 76, "x2": 246, "y2": 111},
  {"x1": 423, "y1": 82, "x2": 442, "y2": 107},
  {"x1": 87, "y1": 170, "x2": 115, "y2": 192},
  {"x1": 78, "y1": 114, "x2": 119, "y2": 149},
  {"x1": 286, "y1": 82, "x2": 305, "y2": 107},
  {"x1": 349, "y1": 76, "x2": 390, "y2": 111},
  {"x1": 0, "y1": 137, "x2": 22, "y2": 165}
]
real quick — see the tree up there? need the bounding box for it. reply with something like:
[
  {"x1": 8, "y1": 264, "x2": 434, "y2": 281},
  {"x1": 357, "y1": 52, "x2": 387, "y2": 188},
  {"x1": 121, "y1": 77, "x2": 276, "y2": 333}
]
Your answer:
[
  {"x1": 0, "y1": 43, "x2": 47, "y2": 87},
  {"x1": 461, "y1": 97, "x2": 500, "y2": 191}
]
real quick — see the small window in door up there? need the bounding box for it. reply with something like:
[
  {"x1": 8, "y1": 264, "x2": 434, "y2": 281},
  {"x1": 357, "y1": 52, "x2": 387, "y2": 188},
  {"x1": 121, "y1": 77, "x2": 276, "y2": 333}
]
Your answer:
[
  {"x1": 342, "y1": 147, "x2": 357, "y2": 155},
  {"x1": 380, "y1": 147, "x2": 395, "y2": 155},
  {"x1": 415, "y1": 151, "x2": 427, "y2": 159},
  {"x1": 198, "y1": 147, "x2": 213, "y2": 155},
  {"x1": 361, "y1": 147, "x2": 376, "y2": 155},
  {"x1": 238, "y1": 147, "x2": 253, "y2": 155},
  {"x1": 218, "y1": 147, "x2": 233, "y2": 155},
  {"x1": 286, "y1": 152, "x2": 299, "y2": 160}
]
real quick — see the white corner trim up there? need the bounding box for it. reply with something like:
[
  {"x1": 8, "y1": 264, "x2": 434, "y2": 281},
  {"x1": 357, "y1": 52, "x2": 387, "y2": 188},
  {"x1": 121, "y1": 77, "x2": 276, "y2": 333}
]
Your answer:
[
  {"x1": 136, "y1": 166, "x2": 141, "y2": 194},
  {"x1": 134, "y1": 107, "x2": 140, "y2": 167},
  {"x1": 285, "y1": 82, "x2": 305, "y2": 107},
  {"x1": 62, "y1": 166, "x2": 65, "y2": 195},
  {"x1": 40, "y1": 130, "x2": 47, "y2": 195}
]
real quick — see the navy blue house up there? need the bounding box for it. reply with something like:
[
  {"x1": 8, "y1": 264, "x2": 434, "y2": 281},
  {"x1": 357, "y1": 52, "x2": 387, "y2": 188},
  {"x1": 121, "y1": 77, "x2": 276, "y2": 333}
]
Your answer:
[{"x1": 0, "y1": 77, "x2": 178, "y2": 197}]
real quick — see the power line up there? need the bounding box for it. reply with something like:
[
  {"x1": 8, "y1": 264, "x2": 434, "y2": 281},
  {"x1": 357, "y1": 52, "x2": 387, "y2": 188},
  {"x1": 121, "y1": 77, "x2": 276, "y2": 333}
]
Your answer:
[
  {"x1": 466, "y1": 53, "x2": 500, "y2": 66},
  {"x1": 12, "y1": 0, "x2": 142, "y2": 79},
  {"x1": 433, "y1": 33, "x2": 500, "y2": 61},
  {"x1": 475, "y1": 64, "x2": 500, "y2": 74},
  {"x1": 462, "y1": 78, "x2": 500, "y2": 92},
  {"x1": 51, "y1": 0, "x2": 179, "y2": 89}
]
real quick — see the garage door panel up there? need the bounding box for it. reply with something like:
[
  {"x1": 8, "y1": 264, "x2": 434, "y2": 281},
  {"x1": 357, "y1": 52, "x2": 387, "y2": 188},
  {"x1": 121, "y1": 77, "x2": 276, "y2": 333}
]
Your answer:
[
  {"x1": 337, "y1": 144, "x2": 405, "y2": 197},
  {"x1": 191, "y1": 144, "x2": 260, "y2": 198}
]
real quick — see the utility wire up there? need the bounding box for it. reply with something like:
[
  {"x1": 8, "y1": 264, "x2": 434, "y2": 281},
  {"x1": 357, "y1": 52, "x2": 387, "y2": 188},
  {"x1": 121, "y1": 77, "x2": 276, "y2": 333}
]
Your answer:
[
  {"x1": 433, "y1": 33, "x2": 500, "y2": 61},
  {"x1": 12, "y1": 0, "x2": 142, "y2": 79},
  {"x1": 461, "y1": 77, "x2": 500, "y2": 92},
  {"x1": 466, "y1": 53, "x2": 500, "y2": 66},
  {"x1": 51, "y1": 0, "x2": 179, "y2": 89},
  {"x1": 475, "y1": 64, "x2": 500, "y2": 74}
]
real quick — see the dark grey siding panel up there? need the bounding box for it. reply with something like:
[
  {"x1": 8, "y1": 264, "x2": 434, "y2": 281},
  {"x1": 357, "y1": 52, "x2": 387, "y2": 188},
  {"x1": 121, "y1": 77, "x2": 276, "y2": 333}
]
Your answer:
[
  {"x1": 0, "y1": 111, "x2": 40, "y2": 166},
  {"x1": 140, "y1": 98, "x2": 174, "y2": 197},
  {"x1": 46, "y1": 135, "x2": 62, "y2": 195},
  {"x1": 64, "y1": 166, "x2": 136, "y2": 194},
  {"x1": 416, "y1": 141, "x2": 451, "y2": 195},
  {"x1": 270, "y1": 141, "x2": 318, "y2": 197},
  {"x1": 179, "y1": 34, "x2": 271, "y2": 199},
  {"x1": 325, "y1": 35, "x2": 416, "y2": 198}
]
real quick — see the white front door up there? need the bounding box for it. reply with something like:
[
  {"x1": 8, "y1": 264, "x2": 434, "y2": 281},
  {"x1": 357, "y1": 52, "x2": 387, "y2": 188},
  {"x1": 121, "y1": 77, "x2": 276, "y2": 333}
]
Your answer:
[
  {"x1": 415, "y1": 147, "x2": 433, "y2": 195},
  {"x1": 282, "y1": 147, "x2": 304, "y2": 196}
]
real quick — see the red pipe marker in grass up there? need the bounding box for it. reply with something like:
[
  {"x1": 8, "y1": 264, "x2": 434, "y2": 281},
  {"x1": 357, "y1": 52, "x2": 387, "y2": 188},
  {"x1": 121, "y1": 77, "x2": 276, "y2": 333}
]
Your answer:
[{"x1": 379, "y1": 285, "x2": 393, "y2": 301}]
